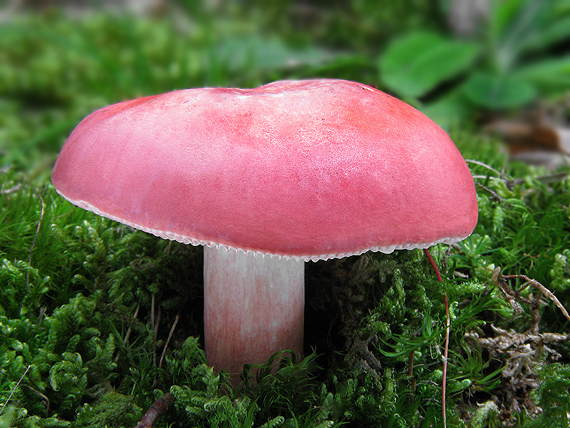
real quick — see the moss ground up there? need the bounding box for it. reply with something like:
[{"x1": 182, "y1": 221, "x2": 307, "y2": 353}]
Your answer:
[{"x1": 1, "y1": 5, "x2": 570, "y2": 427}]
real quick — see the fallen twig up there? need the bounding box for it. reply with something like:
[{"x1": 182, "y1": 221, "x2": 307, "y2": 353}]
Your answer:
[
  {"x1": 133, "y1": 393, "x2": 174, "y2": 428},
  {"x1": 159, "y1": 314, "x2": 180, "y2": 368},
  {"x1": 496, "y1": 271, "x2": 570, "y2": 324},
  {"x1": 1, "y1": 365, "x2": 30, "y2": 412},
  {"x1": 0, "y1": 183, "x2": 22, "y2": 194}
]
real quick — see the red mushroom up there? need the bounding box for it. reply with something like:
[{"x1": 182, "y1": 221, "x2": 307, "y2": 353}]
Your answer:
[{"x1": 51, "y1": 79, "x2": 478, "y2": 378}]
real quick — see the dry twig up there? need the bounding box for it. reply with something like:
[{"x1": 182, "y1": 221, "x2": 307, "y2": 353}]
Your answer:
[
  {"x1": 133, "y1": 393, "x2": 174, "y2": 428},
  {"x1": 501, "y1": 274, "x2": 570, "y2": 323},
  {"x1": 0, "y1": 183, "x2": 22, "y2": 194},
  {"x1": 494, "y1": 270, "x2": 570, "y2": 329},
  {"x1": 159, "y1": 314, "x2": 180, "y2": 368},
  {"x1": 1, "y1": 365, "x2": 31, "y2": 411}
]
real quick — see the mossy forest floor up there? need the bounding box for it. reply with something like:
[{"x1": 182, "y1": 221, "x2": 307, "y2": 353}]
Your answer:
[{"x1": 1, "y1": 4, "x2": 570, "y2": 427}]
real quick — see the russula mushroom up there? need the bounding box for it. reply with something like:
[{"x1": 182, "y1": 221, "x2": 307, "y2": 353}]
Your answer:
[{"x1": 52, "y1": 79, "x2": 478, "y2": 378}]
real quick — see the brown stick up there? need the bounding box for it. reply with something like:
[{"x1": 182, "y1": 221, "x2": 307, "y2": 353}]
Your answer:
[
  {"x1": 159, "y1": 314, "x2": 180, "y2": 368},
  {"x1": 501, "y1": 274, "x2": 570, "y2": 323},
  {"x1": 133, "y1": 393, "x2": 174, "y2": 428}
]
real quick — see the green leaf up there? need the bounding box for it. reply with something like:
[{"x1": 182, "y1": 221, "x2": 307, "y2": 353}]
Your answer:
[
  {"x1": 421, "y1": 89, "x2": 473, "y2": 130},
  {"x1": 379, "y1": 31, "x2": 479, "y2": 98},
  {"x1": 513, "y1": 56, "x2": 570, "y2": 95},
  {"x1": 492, "y1": 0, "x2": 558, "y2": 70},
  {"x1": 215, "y1": 35, "x2": 333, "y2": 72},
  {"x1": 490, "y1": 0, "x2": 527, "y2": 37},
  {"x1": 526, "y1": 16, "x2": 570, "y2": 51},
  {"x1": 462, "y1": 71, "x2": 536, "y2": 109}
]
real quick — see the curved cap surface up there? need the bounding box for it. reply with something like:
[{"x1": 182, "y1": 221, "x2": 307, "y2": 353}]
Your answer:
[{"x1": 52, "y1": 79, "x2": 478, "y2": 260}]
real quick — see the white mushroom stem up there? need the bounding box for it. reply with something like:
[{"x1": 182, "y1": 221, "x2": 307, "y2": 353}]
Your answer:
[{"x1": 203, "y1": 246, "x2": 305, "y2": 378}]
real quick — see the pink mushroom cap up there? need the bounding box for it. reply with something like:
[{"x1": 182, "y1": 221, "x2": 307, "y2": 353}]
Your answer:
[
  {"x1": 52, "y1": 79, "x2": 478, "y2": 378},
  {"x1": 52, "y1": 79, "x2": 477, "y2": 259}
]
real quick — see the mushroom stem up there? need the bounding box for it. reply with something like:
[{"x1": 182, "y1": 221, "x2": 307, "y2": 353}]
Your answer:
[{"x1": 203, "y1": 246, "x2": 305, "y2": 378}]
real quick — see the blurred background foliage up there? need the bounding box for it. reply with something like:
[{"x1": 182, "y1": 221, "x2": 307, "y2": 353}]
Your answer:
[
  {"x1": 0, "y1": 0, "x2": 569, "y2": 177},
  {"x1": 1, "y1": 0, "x2": 570, "y2": 427}
]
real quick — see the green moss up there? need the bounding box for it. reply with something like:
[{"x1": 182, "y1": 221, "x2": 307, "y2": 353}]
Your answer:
[{"x1": 1, "y1": 7, "x2": 570, "y2": 427}]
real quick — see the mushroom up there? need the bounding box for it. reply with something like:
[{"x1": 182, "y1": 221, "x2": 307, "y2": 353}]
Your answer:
[{"x1": 51, "y1": 79, "x2": 478, "y2": 379}]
